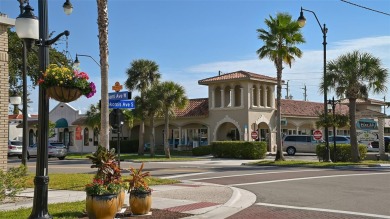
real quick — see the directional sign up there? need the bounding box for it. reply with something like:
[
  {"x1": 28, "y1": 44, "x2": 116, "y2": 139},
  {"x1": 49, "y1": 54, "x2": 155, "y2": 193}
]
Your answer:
[
  {"x1": 109, "y1": 91, "x2": 130, "y2": 100},
  {"x1": 251, "y1": 131, "x2": 258, "y2": 140},
  {"x1": 313, "y1": 130, "x2": 323, "y2": 140},
  {"x1": 109, "y1": 99, "x2": 135, "y2": 109}
]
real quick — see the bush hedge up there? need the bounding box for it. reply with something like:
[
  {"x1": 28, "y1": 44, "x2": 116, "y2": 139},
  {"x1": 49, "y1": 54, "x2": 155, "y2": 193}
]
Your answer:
[
  {"x1": 211, "y1": 141, "x2": 267, "y2": 159},
  {"x1": 316, "y1": 143, "x2": 367, "y2": 162},
  {"x1": 0, "y1": 165, "x2": 27, "y2": 201},
  {"x1": 192, "y1": 145, "x2": 212, "y2": 156}
]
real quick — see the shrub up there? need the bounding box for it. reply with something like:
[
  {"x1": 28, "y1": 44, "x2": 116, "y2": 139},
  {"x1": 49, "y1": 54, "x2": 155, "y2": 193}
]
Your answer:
[
  {"x1": 0, "y1": 165, "x2": 27, "y2": 201},
  {"x1": 211, "y1": 141, "x2": 267, "y2": 159},
  {"x1": 192, "y1": 145, "x2": 211, "y2": 156},
  {"x1": 316, "y1": 143, "x2": 367, "y2": 162}
]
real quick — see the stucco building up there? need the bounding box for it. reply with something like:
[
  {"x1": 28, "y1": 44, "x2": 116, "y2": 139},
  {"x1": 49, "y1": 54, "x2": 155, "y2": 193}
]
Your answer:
[{"x1": 12, "y1": 70, "x2": 389, "y2": 155}]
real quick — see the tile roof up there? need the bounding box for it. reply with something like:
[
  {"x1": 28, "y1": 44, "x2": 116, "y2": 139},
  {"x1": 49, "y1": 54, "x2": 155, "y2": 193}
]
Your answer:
[
  {"x1": 281, "y1": 99, "x2": 349, "y2": 117},
  {"x1": 72, "y1": 117, "x2": 87, "y2": 126},
  {"x1": 8, "y1": 114, "x2": 38, "y2": 120},
  {"x1": 198, "y1": 70, "x2": 279, "y2": 85},
  {"x1": 174, "y1": 98, "x2": 209, "y2": 118}
]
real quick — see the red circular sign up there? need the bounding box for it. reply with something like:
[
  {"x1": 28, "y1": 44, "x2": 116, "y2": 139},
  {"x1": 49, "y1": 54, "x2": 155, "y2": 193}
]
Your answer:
[
  {"x1": 313, "y1": 130, "x2": 323, "y2": 140},
  {"x1": 251, "y1": 131, "x2": 258, "y2": 140}
]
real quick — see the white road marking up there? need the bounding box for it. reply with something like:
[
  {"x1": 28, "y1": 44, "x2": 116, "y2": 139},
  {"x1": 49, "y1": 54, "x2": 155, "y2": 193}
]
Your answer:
[
  {"x1": 256, "y1": 202, "x2": 390, "y2": 219},
  {"x1": 229, "y1": 172, "x2": 390, "y2": 186},
  {"x1": 189, "y1": 169, "x2": 326, "y2": 181},
  {"x1": 162, "y1": 171, "x2": 216, "y2": 179}
]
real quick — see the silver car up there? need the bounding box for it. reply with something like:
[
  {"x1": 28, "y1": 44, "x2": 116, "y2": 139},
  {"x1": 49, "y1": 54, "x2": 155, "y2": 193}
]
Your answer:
[{"x1": 28, "y1": 142, "x2": 67, "y2": 160}]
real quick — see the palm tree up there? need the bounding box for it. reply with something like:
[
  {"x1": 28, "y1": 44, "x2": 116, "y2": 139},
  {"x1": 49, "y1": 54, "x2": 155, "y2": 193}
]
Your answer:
[
  {"x1": 143, "y1": 85, "x2": 163, "y2": 157},
  {"x1": 155, "y1": 81, "x2": 188, "y2": 158},
  {"x1": 97, "y1": 0, "x2": 110, "y2": 150},
  {"x1": 85, "y1": 103, "x2": 101, "y2": 132},
  {"x1": 322, "y1": 50, "x2": 388, "y2": 162},
  {"x1": 125, "y1": 59, "x2": 161, "y2": 155},
  {"x1": 257, "y1": 12, "x2": 305, "y2": 161}
]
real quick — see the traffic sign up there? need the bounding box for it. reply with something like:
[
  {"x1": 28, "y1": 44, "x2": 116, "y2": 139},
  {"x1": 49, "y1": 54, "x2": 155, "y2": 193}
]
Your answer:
[
  {"x1": 313, "y1": 130, "x2": 323, "y2": 140},
  {"x1": 251, "y1": 131, "x2": 258, "y2": 140},
  {"x1": 109, "y1": 91, "x2": 130, "y2": 100},
  {"x1": 109, "y1": 99, "x2": 135, "y2": 109}
]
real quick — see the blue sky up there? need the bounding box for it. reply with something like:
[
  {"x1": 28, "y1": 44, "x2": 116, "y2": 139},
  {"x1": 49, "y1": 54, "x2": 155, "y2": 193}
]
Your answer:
[{"x1": 1, "y1": 0, "x2": 389, "y2": 114}]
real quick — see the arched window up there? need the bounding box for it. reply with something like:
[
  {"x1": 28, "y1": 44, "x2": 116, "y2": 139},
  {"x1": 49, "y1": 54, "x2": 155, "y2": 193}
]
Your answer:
[{"x1": 84, "y1": 128, "x2": 89, "y2": 146}]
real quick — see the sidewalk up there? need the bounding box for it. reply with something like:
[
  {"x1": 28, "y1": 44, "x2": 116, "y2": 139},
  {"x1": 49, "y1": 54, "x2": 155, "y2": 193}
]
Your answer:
[{"x1": 0, "y1": 181, "x2": 256, "y2": 219}]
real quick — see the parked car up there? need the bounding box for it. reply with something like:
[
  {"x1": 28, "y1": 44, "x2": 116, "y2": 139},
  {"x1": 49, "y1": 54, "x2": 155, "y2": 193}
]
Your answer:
[
  {"x1": 282, "y1": 135, "x2": 323, "y2": 155},
  {"x1": 328, "y1": 136, "x2": 351, "y2": 144},
  {"x1": 28, "y1": 142, "x2": 67, "y2": 160},
  {"x1": 8, "y1": 140, "x2": 23, "y2": 157},
  {"x1": 368, "y1": 136, "x2": 390, "y2": 152}
]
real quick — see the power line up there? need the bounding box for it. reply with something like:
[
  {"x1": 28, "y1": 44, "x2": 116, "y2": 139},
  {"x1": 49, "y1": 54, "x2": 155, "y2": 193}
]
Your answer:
[{"x1": 340, "y1": 0, "x2": 390, "y2": 16}]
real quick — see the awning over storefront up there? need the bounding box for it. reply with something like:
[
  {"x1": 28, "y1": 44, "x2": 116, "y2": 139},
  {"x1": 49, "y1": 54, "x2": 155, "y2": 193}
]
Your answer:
[{"x1": 55, "y1": 118, "x2": 68, "y2": 128}]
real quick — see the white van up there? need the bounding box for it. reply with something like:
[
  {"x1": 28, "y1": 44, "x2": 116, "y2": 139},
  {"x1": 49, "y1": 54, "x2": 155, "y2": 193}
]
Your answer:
[{"x1": 282, "y1": 135, "x2": 322, "y2": 155}]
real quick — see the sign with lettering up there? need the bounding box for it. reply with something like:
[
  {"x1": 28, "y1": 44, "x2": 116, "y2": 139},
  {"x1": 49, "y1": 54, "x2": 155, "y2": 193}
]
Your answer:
[
  {"x1": 109, "y1": 91, "x2": 129, "y2": 100},
  {"x1": 356, "y1": 119, "x2": 378, "y2": 131},
  {"x1": 109, "y1": 100, "x2": 135, "y2": 109}
]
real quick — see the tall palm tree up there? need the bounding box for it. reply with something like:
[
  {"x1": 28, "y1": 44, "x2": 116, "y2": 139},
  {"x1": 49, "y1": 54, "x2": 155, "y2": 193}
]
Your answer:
[
  {"x1": 97, "y1": 0, "x2": 110, "y2": 150},
  {"x1": 257, "y1": 12, "x2": 305, "y2": 161},
  {"x1": 125, "y1": 59, "x2": 161, "y2": 155},
  {"x1": 155, "y1": 81, "x2": 188, "y2": 158},
  {"x1": 322, "y1": 50, "x2": 388, "y2": 162}
]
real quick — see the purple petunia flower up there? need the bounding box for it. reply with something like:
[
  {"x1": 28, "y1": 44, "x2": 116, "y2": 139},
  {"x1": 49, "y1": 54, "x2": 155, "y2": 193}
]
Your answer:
[{"x1": 86, "y1": 82, "x2": 97, "y2": 98}]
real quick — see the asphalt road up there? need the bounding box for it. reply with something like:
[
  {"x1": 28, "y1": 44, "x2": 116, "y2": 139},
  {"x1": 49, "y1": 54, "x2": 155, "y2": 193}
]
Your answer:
[{"x1": 7, "y1": 155, "x2": 390, "y2": 218}]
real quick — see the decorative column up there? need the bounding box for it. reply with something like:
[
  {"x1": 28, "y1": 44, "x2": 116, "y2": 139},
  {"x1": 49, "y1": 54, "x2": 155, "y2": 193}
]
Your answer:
[
  {"x1": 230, "y1": 86, "x2": 235, "y2": 107},
  {"x1": 257, "y1": 85, "x2": 261, "y2": 108},
  {"x1": 220, "y1": 87, "x2": 225, "y2": 108},
  {"x1": 263, "y1": 85, "x2": 268, "y2": 107},
  {"x1": 211, "y1": 89, "x2": 215, "y2": 109}
]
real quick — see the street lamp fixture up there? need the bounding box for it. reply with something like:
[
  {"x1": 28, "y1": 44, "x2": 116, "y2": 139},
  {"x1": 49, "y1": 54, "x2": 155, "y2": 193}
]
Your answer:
[
  {"x1": 62, "y1": 0, "x2": 73, "y2": 15},
  {"x1": 9, "y1": 95, "x2": 22, "y2": 114},
  {"x1": 298, "y1": 7, "x2": 331, "y2": 162},
  {"x1": 73, "y1": 53, "x2": 101, "y2": 68},
  {"x1": 15, "y1": 1, "x2": 73, "y2": 218},
  {"x1": 328, "y1": 97, "x2": 341, "y2": 162}
]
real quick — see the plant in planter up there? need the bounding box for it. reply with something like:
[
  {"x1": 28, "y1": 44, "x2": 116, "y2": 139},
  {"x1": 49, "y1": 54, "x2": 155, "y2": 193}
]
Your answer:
[
  {"x1": 85, "y1": 146, "x2": 125, "y2": 219},
  {"x1": 125, "y1": 162, "x2": 152, "y2": 215},
  {"x1": 38, "y1": 64, "x2": 96, "y2": 102}
]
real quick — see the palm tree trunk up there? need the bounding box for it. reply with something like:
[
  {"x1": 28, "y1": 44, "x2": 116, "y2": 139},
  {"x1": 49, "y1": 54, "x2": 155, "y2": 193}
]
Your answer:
[
  {"x1": 97, "y1": 0, "x2": 109, "y2": 150},
  {"x1": 275, "y1": 63, "x2": 285, "y2": 161},
  {"x1": 349, "y1": 98, "x2": 360, "y2": 162},
  {"x1": 138, "y1": 120, "x2": 145, "y2": 155},
  {"x1": 149, "y1": 116, "x2": 155, "y2": 157},
  {"x1": 164, "y1": 110, "x2": 171, "y2": 158}
]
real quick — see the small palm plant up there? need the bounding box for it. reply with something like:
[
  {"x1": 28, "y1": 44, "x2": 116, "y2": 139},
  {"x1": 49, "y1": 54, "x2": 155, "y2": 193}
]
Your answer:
[
  {"x1": 126, "y1": 162, "x2": 151, "y2": 193},
  {"x1": 85, "y1": 146, "x2": 122, "y2": 195}
]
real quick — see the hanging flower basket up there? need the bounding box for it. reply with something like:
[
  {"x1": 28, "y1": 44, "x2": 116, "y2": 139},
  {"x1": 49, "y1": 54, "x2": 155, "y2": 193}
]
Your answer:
[
  {"x1": 47, "y1": 86, "x2": 83, "y2": 103},
  {"x1": 38, "y1": 64, "x2": 96, "y2": 102}
]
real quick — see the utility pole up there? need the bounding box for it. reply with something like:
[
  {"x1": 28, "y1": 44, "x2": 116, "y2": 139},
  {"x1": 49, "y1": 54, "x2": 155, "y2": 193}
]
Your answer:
[
  {"x1": 283, "y1": 80, "x2": 290, "y2": 99},
  {"x1": 302, "y1": 84, "x2": 307, "y2": 101}
]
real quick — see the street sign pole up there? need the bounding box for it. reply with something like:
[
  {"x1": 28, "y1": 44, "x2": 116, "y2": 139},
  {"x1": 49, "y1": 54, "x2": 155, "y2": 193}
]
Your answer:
[{"x1": 117, "y1": 108, "x2": 120, "y2": 168}]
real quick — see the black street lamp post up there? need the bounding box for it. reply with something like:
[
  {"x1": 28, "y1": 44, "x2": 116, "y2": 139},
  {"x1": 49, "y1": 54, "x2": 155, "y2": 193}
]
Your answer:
[
  {"x1": 298, "y1": 7, "x2": 331, "y2": 162},
  {"x1": 73, "y1": 53, "x2": 101, "y2": 67},
  {"x1": 15, "y1": 1, "x2": 73, "y2": 218},
  {"x1": 328, "y1": 97, "x2": 340, "y2": 162}
]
